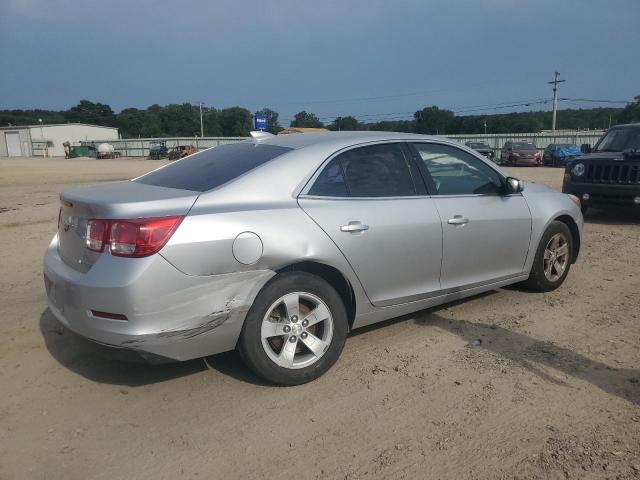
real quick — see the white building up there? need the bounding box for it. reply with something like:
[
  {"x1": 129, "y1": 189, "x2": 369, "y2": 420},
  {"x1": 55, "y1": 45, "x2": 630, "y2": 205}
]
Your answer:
[{"x1": 0, "y1": 123, "x2": 119, "y2": 157}]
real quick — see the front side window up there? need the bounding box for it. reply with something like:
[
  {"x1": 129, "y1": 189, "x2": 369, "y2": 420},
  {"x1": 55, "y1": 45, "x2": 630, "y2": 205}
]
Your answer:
[
  {"x1": 308, "y1": 143, "x2": 416, "y2": 197},
  {"x1": 412, "y1": 143, "x2": 503, "y2": 196}
]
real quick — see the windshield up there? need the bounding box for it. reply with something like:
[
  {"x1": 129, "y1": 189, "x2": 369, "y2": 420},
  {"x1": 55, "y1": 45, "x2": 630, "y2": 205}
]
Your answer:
[
  {"x1": 512, "y1": 142, "x2": 536, "y2": 150},
  {"x1": 593, "y1": 126, "x2": 640, "y2": 152}
]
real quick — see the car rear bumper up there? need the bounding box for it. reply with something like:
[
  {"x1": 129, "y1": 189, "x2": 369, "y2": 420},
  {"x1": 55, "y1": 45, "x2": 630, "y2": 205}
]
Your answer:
[
  {"x1": 512, "y1": 157, "x2": 540, "y2": 166},
  {"x1": 43, "y1": 235, "x2": 274, "y2": 361}
]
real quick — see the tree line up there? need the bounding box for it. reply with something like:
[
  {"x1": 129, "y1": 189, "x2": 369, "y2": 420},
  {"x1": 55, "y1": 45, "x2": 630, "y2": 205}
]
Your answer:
[{"x1": 1, "y1": 97, "x2": 638, "y2": 138}]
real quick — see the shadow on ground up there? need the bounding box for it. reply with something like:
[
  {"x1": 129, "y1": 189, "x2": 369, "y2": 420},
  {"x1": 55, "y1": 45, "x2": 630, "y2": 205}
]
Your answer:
[
  {"x1": 40, "y1": 307, "x2": 269, "y2": 387},
  {"x1": 40, "y1": 308, "x2": 205, "y2": 386},
  {"x1": 418, "y1": 311, "x2": 640, "y2": 406},
  {"x1": 583, "y1": 206, "x2": 640, "y2": 225},
  {"x1": 41, "y1": 297, "x2": 640, "y2": 401}
]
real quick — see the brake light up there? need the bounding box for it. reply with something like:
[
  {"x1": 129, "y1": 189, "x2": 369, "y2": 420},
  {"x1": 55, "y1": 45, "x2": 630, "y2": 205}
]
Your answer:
[
  {"x1": 86, "y1": 219, "x2": 107, "y2": 252},
  {"x1": 85, "y1": 216, "x2": 184, "y2": 257}
]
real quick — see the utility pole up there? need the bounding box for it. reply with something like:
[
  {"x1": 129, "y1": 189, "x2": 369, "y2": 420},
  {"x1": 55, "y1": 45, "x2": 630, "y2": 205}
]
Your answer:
[
  {"x1": 199, "y1": 102, "x2": 204, "y2": 137},
  {"x1": 548, "y1": 71, "x2": 565, "y2": 132},
  {"x1": 483, "y1": 119, "x2": 487, "y2": 135}
]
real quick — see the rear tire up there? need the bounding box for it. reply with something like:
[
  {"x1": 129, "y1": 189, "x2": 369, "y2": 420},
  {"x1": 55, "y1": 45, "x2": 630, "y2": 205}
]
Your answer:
[
  {"x1": 523, "y1": 221, "x2": 573, "y2": 292},
  {"x1": 238, "y1": 272, "x2": 348, "y2": 386}
]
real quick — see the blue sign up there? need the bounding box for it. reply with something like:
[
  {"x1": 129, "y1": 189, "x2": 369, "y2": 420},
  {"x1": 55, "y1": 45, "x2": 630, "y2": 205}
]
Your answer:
[{"x1": 254, "y1": 114, "x2": 267, "y2": 131}]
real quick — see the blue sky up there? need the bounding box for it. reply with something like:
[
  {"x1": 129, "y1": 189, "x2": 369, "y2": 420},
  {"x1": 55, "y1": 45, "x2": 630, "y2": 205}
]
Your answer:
[{"x1": 1, "y1": 0, "x2": 638, "y2": 124}]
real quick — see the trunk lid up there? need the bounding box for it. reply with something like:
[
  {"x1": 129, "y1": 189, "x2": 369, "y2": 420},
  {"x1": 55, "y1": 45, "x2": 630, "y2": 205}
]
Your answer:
[{"x1": 57, "y1": 180, "x2": 198, "y2": 272}]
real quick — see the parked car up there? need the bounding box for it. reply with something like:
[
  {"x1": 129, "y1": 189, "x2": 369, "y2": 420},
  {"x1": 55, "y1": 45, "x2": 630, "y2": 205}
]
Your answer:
[
  {"x1": 562, "y1": 123, "x2": 640, "y2": 214},
  {"x1": 500, "y1": 141, "x2": 541, "y2": 166},
  {"x1": 542, "y1": 143, "x2": 581, "y2": 167},
  {"x1": 44, "y1": 132, "x2": 583, "y2": 385},
  {"x1": 465, "y1": 141, "x2": 494, "y2": 161},
  {"x1": 148, "y1": 141, "x2": 168, "y2": 160},
  {"x1": 168, "y1": 144, "x2": 197, "y2": 161}
]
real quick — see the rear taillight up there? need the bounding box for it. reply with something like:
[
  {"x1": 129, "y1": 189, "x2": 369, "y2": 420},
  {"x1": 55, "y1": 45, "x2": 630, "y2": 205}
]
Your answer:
[
  {"x1": 85, "y1": 216, "x2": 184, "y2": 258},
  {"x1": 86, "y1": 219, "x2": 107, "y2": 252}
]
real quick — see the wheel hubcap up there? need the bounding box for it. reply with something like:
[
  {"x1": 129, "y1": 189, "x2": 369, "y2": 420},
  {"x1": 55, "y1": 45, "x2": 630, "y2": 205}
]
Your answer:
[
  {"x1": 260, "y1": 292, "x2": 334, "y2": 369},
  {"x1": 543, "y1": 233, "x2": 569, "y2": 282}
]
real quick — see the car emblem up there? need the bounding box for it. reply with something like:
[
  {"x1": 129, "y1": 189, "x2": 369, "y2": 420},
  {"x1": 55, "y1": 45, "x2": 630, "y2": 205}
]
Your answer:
[{"x1": 62, "y1": 216, "x2": 75, "y2": 232}]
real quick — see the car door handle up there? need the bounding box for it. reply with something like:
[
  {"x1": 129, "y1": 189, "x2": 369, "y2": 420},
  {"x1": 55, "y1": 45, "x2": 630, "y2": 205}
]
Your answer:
[
  {"x1": 447, "y1": 215, "x2": 469, "y2": 226},
  {"x1": 340, "y1": 222, "x2": 369, "y2": 233}
]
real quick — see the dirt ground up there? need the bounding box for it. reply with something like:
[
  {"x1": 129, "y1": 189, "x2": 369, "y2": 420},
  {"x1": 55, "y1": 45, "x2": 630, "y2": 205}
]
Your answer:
[{"x1": 1, "y1": 157, "x2": 639, "y2": 480}]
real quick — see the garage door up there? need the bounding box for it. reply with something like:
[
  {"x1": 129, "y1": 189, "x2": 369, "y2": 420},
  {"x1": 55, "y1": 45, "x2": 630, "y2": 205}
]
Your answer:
[{"x1": 5, "y1": 132, "x2": 22, "y2": 156}]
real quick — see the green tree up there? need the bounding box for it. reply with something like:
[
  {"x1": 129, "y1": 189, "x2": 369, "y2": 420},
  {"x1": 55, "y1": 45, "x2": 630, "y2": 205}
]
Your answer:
[
  {"x1": 414, "y1": 106, "x2": 455, "y2": 134},
  {"x1": 255, "y1": 108, "x2": 282, "y2": 134},
  {"x1": 328, "y1": 116, "x2": 361, "y2": 131},
  {"x1": 158, "y1": 103, "x2": 200, "y2": 136},
  {"x1": 218, "y1": 107, "x2": 253, "y2": 136},
  {"x1": 202, "y1": 107, "x2": 223, "y2": 136},
  {"x1": 618, "y1": 96, "x2": 640, "y2": 124},
  {"x1": 367, "y1": 120, "x2": 414, "y2": 133},
  {"x1": 65, "y1": 100, "x2": 116, "y2": 126},
  {"x1": 291, "y1": 111, "x2": 324, "y2": 128}
]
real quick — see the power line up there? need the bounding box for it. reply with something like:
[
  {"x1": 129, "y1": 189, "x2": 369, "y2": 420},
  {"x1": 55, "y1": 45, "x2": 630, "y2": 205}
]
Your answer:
[{"x1": 559, "y1": 97, "x2": 629, "y2": 104}]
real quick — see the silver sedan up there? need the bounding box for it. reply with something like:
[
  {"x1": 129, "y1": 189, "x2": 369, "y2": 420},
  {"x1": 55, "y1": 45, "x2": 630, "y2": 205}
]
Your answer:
[{"x1": 43, "y1": 132, "x2": 583, "y2": 384}]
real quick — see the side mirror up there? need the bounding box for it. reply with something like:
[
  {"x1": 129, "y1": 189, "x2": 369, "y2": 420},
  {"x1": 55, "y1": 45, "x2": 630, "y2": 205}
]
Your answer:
[
  {"x1": 505, "y1": 177, "x2": 524, "y2": 194},
  {"x1": 581, "y1": 144, "x2": 592, "y2": 154}
]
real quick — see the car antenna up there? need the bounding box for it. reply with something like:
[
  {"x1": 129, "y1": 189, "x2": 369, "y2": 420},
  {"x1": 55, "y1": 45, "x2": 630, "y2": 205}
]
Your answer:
[{"x1": 250, "y1": 131, "x2": 275, "y2": 142}]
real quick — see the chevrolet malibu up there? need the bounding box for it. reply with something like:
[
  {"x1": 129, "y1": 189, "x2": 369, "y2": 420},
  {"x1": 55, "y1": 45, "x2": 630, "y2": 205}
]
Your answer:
[{"x1": 44, "y1": 132, "x2": 583, "y2": 385}]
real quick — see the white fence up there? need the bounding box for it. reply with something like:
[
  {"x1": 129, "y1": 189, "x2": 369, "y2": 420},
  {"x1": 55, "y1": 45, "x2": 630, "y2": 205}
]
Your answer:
[
  {"x1": 79, "y1": 137, "x2": 246, "y2": 157},
  {"x1": 78, "y1": 130, "x2": 607, "y2": 158},
  {"x1": 444, "y1": 130, "x2": 605, "y2": 156}
]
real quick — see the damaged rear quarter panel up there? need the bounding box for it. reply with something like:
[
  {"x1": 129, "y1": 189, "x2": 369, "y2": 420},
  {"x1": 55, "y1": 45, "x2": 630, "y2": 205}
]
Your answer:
[{"x1": 120, "y1": 267, "x2": 276, "y2": 360}]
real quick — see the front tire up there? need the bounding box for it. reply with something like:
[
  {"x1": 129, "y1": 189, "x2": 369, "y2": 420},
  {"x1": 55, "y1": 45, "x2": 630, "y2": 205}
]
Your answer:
[
  {"x1": 238, "y1": 272, "x2": 348, "y2": 385},
  {"x1": 523, "y1": 221, "x2": 573, "y2": 292}
]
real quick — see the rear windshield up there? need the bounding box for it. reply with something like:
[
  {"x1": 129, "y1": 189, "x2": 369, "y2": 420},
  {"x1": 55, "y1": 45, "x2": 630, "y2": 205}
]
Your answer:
[
  {"x1": 468, "y1": 143, "x2": 490, "y2": 149},
  {"x1": 135, "y1": 143, "x2": 292, "y2": 192}
]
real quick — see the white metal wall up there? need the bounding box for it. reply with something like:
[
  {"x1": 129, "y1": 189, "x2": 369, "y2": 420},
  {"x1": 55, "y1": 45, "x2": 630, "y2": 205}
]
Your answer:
[
  {"x1": 30, "y1": 125, "x2": 119, "y2": 156},
  {"x1": 0, "y1": 128, "x2": 32, "y2": 157}
]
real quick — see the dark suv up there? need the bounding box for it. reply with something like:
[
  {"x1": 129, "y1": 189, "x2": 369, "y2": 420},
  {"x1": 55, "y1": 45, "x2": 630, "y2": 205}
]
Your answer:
[
  {"x1": 562, "y1": 123, "x2": 640, "y2": 213},
  {"x1": 465, "y1": 141, "x2": 494, "y2": 161}
]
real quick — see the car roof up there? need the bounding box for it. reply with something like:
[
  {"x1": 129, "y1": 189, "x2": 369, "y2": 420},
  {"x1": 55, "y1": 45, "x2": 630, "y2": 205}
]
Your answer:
[
  {"x1": 609, "y1": 122, "x2": 640, "y2": 129},
  {"x1": 255, "y1": 131, "x2": 443, "y2": 151}
]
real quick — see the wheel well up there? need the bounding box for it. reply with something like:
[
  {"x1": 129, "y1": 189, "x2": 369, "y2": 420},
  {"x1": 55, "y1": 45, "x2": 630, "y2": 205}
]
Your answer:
[
  {"x1": 554, "y1": 215, "x2": 580, "y2": 263},
  {"x1": 277, "y1": 261, "x2": 356, "y2": 328}
]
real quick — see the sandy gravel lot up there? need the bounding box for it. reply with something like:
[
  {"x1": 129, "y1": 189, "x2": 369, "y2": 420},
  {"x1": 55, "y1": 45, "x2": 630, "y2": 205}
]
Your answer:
[{"x1": 1, "y1": 157, "x2": 639, "y2": 480}]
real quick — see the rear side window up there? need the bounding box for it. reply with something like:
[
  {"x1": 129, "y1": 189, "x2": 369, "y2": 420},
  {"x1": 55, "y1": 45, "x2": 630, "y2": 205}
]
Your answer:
[
  {"x1": 308, "y1": 143, "x2": 416, "y2": 197},
  {"x1": 135, "y1": 143, "x2": 292, "y2": 192}
]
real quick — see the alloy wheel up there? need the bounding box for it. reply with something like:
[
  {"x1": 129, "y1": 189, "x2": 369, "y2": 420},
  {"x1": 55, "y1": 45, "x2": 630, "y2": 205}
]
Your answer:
[
  {"x1": 260, "y1": 292, "x2": 334, "y2": 369},
  {"x1": 543, "y1": 233, "x2": 569, "y2": 282}
]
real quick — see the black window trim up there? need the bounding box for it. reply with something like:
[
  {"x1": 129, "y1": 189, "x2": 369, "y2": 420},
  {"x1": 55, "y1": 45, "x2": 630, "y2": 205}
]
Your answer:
[
  {"x1": 406, "y1": 141, "x2": 515, "y2": 198},
  {"x1": 300, "y1": 140, "x2": 426, "y2": 200}
]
